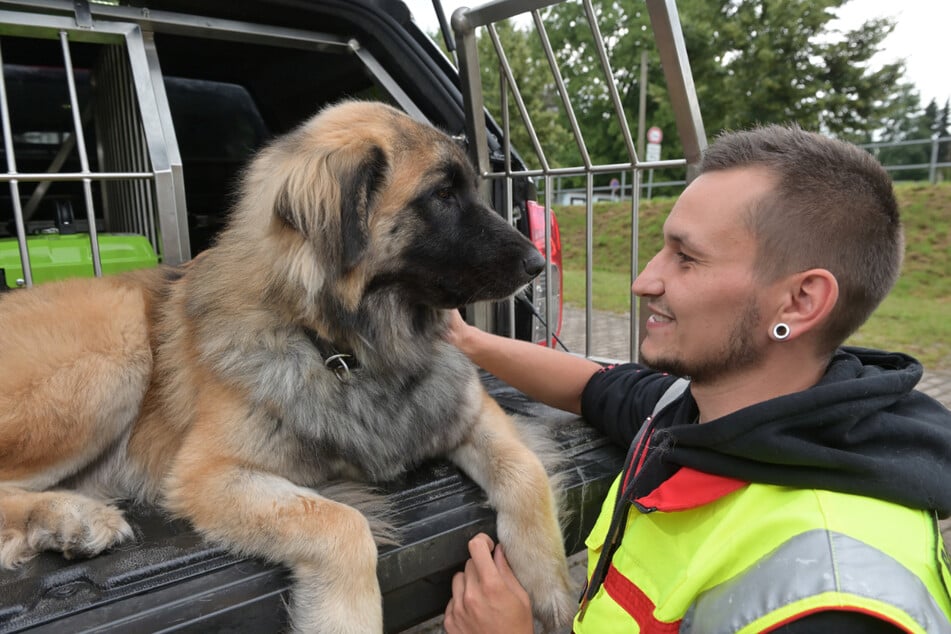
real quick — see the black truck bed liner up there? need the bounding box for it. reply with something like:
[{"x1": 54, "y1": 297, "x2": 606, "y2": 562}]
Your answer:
[{"x1": 0, "y1": 374, "x2": 623, "y2": 633}]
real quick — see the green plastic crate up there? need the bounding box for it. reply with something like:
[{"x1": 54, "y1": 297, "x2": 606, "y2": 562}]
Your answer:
[{"x1": 0, "y1": 233, "x2": 159, "y2": 288}]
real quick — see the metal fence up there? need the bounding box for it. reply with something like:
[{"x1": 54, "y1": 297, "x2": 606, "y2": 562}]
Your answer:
[
  {"x1": 0, "y1": 12, "x2": 191, "y2": 287},
  {"x1": 551, "y1": 135, "x2": 951, "y2": 206},
  {"x1": 452, "y1": 0, "x2": 706, "y2": 361},
  {"x1": 861, "y1": 136, "x2": 951, "y2": 184}
]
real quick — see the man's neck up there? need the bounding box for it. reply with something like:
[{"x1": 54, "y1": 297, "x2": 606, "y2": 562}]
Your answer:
[{"x1": 691, "y1": 352, "x2": 828, "y2": 423}]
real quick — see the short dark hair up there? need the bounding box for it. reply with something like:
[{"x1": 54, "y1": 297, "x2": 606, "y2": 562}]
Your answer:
[{"x1": 700, "y1": 124, "x2": 903, "y2": 352}]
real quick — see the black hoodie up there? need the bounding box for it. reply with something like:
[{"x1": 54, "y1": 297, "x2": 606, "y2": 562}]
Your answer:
[{"x1": 581, "y1": 346, "x2": 951, "y2": 516}]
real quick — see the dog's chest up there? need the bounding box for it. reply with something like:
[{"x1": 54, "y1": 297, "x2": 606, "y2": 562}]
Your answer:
[{"x1": 249, "y1": 343, "x2": 481, "y2": 482}]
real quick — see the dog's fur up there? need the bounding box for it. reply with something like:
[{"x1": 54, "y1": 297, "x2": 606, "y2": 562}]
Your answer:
[{"x1": 0, "y1": 101, "x2": 573, "y2": 632}]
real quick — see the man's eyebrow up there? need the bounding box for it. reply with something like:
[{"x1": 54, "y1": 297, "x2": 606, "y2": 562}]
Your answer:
[{"x1": 666, "y1": 230, "x2": 711, "y2": 257}]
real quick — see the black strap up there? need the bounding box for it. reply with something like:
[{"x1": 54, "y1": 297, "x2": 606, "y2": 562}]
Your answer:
[{"x1": 577, "y1": 377, "x2": 690, "y2": 620}]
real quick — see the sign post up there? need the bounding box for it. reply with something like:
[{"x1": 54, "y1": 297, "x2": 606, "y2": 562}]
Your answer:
[{"x1": 645, "y1": 127, "x2": 662, "y2": 199}]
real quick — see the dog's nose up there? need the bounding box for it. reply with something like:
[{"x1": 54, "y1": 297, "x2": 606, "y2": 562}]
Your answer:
[{"x1": 524, "y1": 250, "x2": 545, "y2": 277}]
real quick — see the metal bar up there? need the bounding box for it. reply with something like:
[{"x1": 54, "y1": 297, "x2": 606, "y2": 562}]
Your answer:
[
  {"x1": 124, "y1": 25, "x2": 189, "y2": 264},
  {"x1": 929, "y1": 137, "x2": 939, "y2": 185},
  {"x1": 120, "y1": 44, "x2": 153, "y2": 243},
  {"x1": 637, "y1": 50, "x2": 647, "y2": 160},
  {"x1": 452, "y1": 9, "x2": 493, "y2": 334},
  {"x1": 60, "y1": 29, "x2": 103, "y2": 276},
  {"x1": 0, "y1": 171, "x2": 153, "y2": 181},
  {"x1": 630, "y1": 169, "x2": 641, "y2": 361},
  {"x1": 0, "y1": 37, "x2": 32, "y2": 286},
  {"x1": 94, "y1": 46, "x2": 116, "y2": 230},
  {"x1": 531, "y1": 9, "x2": 592, "y2": 169},
  {"x1": 500, "y1": 62, "x2": 512, "y2": 178},
  {"x1": 453, "y1": 9, "x2": 491, "y2": 197},
  {"x1": 108, "y1": 44, "x2": 137, "y2": 234},
  {"x1": 433, "y1": 0, "x2": 456, "y2": 58},
  {"x1": 348, "y1": 41, "x2": 427, "y2": 124},
  {"x1": 644, "y1": 0, "x2": 706, "y2": 180},
  {"x1": 140, "y1": 30, "x2": 185, "y2": 262},
  {"x1": 457, "y1": 0, "x2": 562, "y2": 29},
  {"x1": 486, "y1": 22, "x2": 550, "y2": 172},
  {"x1": 584, "y1": 171, "x2": 594, "y2": 356},
  {"x1": 480, "y1": 159, "x2": 687, "y2": 179},
  {"x1": 859, "y1": 136, "x2": 951, "y2": 150},
  {"x1": 543, "y1": 173, "x2": 553, "y2": 347},
  {"x1": 0, "y1": 8, "x2": 130, "y2": 42},
  {"x1": 500, "y1": 72, "x2": 517, "y2": 339},
  {"x1": 0, "y1": 3, "x2": 352, "y2": 53},
  {"x1": 581, "y1": 0, "x2": 638, "y2": 165},
  {"x1": 884, "y1": 163, "x2": 945, "y2": 172}
]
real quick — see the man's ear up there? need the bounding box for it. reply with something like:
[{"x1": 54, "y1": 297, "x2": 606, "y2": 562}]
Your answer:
[{"x1": 773, "y1": 268, "x2": 839, "y2": 340}]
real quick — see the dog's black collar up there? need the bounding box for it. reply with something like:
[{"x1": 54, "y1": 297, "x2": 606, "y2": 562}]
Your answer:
[{"x1": 302, "y1": 327, "x2": 360, "y2": 383}]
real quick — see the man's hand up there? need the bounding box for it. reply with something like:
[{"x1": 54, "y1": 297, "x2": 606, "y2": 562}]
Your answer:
[
  {"x1": 443, "y1": 533, "x2": 534, "y2": 634},
  {"x1": 444, "y1": 309, "x2": 472, "y2": 352}
]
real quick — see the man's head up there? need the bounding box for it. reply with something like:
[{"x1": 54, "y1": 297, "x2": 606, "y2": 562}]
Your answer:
[
  {"x1": 701, "y1": 124, "x2": 903, "y2": 352},
  {"x1": 633, "y1": 125, "x2": 902, "y2": 382}
]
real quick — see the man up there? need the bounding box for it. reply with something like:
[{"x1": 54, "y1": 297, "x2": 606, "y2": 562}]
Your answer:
[{"x1": 443, "y1": 125, "x2": 951, "y2": 633}]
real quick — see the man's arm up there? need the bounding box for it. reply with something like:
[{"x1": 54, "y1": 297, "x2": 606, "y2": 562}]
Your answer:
[{"x1": 447, "y1": 311, "x2": 601, "y2": 415}]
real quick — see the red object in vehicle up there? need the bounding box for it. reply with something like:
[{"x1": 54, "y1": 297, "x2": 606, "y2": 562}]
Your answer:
[{"x1": 526, "y1": 200, "x2": 563, "y2": 347}]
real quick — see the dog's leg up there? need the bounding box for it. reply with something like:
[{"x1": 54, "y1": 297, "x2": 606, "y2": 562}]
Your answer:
[
  {"x1": 0, "y1": 486, "x2": 133, "y2": 568},
  {"x1": 449, "y1": 390, "x2": 575, "y2": 632},
  {"x1": 165, "y1": 448, "x2": 381, "y2": 634},
  {"x1": 0, "y1": 275, "x2": 153, "y2": 493}
]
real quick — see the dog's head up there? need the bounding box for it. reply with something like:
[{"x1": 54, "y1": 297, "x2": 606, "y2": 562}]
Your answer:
[{"x1": 240, "y1": 100, "x2": 544, "y2": 312}]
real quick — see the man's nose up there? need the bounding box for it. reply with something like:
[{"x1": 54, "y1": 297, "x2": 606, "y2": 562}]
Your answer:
[{"x1": 631, "y1": 254, "x2": 664, "y2": 297}]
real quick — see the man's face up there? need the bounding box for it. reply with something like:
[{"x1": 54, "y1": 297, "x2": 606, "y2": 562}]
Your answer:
[{"x1": 632, "y1": 167, "x2": 776, "y2": 383}]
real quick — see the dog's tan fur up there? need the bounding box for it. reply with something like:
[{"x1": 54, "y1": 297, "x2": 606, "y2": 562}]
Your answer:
[{"x1": 0, "y1": 101, "x2": 573, "y2": 633}]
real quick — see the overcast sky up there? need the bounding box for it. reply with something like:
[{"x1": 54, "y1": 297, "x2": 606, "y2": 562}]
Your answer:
[{"x1": 403, "y1": 0, "x2": 949, "y2": 107}]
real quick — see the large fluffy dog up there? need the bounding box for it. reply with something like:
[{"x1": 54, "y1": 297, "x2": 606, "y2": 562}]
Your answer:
[{"x1": 0, "y1": 101, "x2": 574, "y2": 632}]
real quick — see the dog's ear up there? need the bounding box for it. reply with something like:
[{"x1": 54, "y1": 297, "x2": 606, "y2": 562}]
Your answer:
[{"x1": 339, "y1": 144, "x2": 387, "y2": 272}]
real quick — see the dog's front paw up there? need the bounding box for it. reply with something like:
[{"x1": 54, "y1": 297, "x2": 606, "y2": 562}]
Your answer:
[
  {"x1": 498, "y1": 524, "x2": 575, "y2": 631},
  {"x1": 532, "y1": 583, "x2": 576, "y2": 633},
  {"x1": 27, "y1": 495, "x2": 134, "y2": 559}
]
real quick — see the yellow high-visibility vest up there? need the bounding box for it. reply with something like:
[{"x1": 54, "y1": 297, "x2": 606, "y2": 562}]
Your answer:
[{"x1": 573, "y1": 473, "x2": 951, "y2": 633}]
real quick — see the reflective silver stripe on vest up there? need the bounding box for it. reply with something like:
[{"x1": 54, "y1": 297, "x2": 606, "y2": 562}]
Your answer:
[
  {"x1": 630, "y1": 377, "x2": 689, "y2": 448},
  {"x1": 653, "y1": 378, "x2": 690, "y2": 418},
  {"x1": 680, "y1": 529, "x2": 951, "y2": 633}
]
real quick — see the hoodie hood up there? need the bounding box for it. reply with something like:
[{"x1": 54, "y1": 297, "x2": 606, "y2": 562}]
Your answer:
[{"x1": 655, "y1": 347, "x2": 951, "y2": 515}]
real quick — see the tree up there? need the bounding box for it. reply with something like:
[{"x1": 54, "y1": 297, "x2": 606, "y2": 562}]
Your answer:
[
  {"x1": 473, "y1": 19, "x2": 576, "y2": 172},
  {"x1": 438, "y1": 0, "x2": 929, "y2": 187},
  {"x1": 482, "y1": 0, "x2": 918, "y2": 173}
]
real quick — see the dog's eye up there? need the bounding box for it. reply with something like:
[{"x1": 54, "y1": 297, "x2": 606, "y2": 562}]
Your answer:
[{"x1": 436, "y1": 188, "x2": 453, "y2": 200}]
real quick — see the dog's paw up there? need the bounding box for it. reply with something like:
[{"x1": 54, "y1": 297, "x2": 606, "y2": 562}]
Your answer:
[
  {"x1": 25, "y1": 495, "x2": 134, "y2": 560},
  {"x1": 0, "y1": 528, "x2": 34, "y2": 568},
  {"x1": 499, "y1": 534, "x2": 574, "y2": 632},
  {"x1": 497, "y1": 522, "x2": 574, "y2": 632},
  {"x1": 533, "y1": 584, "x2": 576, "y2": 633}
]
